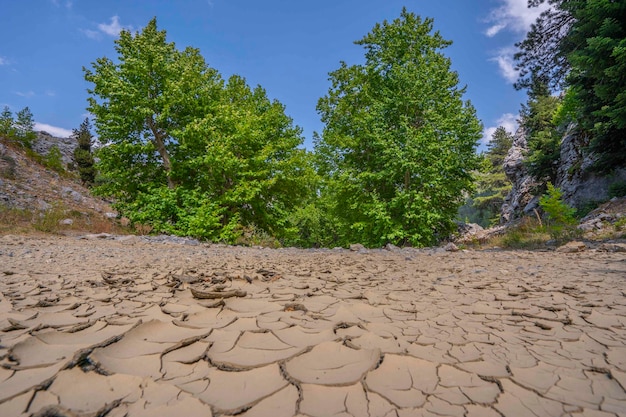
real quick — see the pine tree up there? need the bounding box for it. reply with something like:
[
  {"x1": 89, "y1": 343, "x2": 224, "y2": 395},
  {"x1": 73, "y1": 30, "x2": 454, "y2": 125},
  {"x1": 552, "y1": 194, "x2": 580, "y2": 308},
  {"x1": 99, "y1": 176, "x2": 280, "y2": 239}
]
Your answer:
[{"x1": 72, "y1": 118, "x2": 96, "y2": 185}]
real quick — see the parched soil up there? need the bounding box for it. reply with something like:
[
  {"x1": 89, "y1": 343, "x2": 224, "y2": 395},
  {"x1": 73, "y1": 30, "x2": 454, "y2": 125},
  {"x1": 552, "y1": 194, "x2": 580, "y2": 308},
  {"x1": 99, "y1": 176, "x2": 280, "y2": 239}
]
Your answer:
[{"x1": 1, "y1": 234, "x2": 625, "y2": 417}]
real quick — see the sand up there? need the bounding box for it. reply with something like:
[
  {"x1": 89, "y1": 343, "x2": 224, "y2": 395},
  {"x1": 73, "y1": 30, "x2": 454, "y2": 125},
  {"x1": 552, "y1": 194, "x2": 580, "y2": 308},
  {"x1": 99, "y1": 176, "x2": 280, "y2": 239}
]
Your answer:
[{"x1": 0, "y1": 234, "x2": 625, "y2": 416}]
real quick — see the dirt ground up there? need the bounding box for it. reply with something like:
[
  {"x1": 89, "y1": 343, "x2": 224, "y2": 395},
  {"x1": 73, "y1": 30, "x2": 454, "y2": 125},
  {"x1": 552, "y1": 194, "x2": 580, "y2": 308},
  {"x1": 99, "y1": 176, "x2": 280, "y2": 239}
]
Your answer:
[{"x1": 1, "y1": 234, "x2": 625, "y2": 417}]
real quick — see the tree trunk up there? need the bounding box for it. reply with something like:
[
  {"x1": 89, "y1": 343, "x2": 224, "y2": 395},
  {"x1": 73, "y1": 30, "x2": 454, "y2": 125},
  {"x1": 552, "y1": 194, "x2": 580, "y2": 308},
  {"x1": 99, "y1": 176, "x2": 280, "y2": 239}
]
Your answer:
[{"x1": 147, "y1": 117, "x2": 176, "y2": 189}]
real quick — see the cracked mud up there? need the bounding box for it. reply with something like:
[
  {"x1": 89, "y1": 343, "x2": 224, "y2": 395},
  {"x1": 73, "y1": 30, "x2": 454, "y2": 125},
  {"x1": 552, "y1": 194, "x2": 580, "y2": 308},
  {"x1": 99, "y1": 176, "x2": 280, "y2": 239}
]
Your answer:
[{"x1": 1, "y1": 234, "x2": 625, "y2": 416}]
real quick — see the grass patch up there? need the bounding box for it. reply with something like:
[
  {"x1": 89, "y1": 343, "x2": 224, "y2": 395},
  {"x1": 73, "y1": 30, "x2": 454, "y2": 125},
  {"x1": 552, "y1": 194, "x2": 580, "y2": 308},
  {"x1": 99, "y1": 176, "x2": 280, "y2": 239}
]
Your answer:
[
  {"x1": 485, "y1": 217, "x2": 551, "y2": 249},
  {"x1": 0, "y1": 202, "x2": 130, "y2": 235}
]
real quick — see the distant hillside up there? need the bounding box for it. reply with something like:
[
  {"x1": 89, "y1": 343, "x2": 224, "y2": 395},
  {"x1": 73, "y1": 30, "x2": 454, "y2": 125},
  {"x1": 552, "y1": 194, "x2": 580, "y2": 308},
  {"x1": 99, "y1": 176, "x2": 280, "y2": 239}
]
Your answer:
[{"x1": 0, "y1": 133, "x2": 122, "y2": 235}]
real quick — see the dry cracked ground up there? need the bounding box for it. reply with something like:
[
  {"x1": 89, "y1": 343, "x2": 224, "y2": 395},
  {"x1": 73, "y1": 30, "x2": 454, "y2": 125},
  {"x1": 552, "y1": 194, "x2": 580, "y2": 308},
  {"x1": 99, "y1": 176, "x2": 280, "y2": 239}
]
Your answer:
[{"x1": 1, "y1": 234, "x2": 625, "y2": 417}]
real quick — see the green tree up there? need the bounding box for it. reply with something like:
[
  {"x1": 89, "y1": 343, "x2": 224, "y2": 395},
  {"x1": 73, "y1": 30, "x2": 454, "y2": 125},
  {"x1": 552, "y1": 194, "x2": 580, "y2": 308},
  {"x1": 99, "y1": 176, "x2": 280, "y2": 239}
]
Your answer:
[
  {"x1": 14, "y1": 107, "x2": 37, "y2": 148},
  {"x1": 514, "y1": 0, "x2": 574, "y2": 91},
  {"x1": 84, "y1": 18, "x2": 312, "y2": 242},
  {"x1": 316, "y1": 9, "x2": 482, "y2": 247},
  {"x1": 467, "y1": 126, "x2": 514, "y2": 226},
  {"x1": 539, "y1": 182, "x2": 578, "y2": 240},
  {"x1": 72, "y1": 118, "x2": 96, "y2": 185},
  {"x1": 516, "y1": 0, "x2": 626, "y2": 172},
  {"x1": 85, "y1": 17, "x2": 222, "y2": 191},
  {"x1": 521, "y1": 76, "x2": 561, "y2": 184},
  {"x1": 0, "y1": 106, "x2": 15, "y2": 137},
  {"x1": 563, "y1": 0, "x2": 626, "y2": 171}
]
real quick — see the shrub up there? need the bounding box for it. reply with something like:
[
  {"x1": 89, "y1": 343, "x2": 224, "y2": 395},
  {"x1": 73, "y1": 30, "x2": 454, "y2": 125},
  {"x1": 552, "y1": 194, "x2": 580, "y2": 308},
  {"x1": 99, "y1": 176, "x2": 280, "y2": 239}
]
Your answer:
[
  {"x1": 43, "y1": 145, "x2": 66, "y2": 174},
  {"x1": 539, "y1": 183, "x2": 580, "y2": 241}
]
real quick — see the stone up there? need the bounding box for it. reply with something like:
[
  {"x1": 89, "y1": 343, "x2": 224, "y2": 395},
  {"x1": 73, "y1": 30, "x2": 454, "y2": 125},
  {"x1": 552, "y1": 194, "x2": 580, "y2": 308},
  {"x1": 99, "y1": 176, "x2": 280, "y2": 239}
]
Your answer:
[
  {"x1": 349, "y1": 243, "x2": 366, "y2": 251},
  {"x1": 443, "y1": 242, "x2": 459, "y2": 252},
  {"x1": 556, "y1": 241, "x2": 586, "y2": 253}
]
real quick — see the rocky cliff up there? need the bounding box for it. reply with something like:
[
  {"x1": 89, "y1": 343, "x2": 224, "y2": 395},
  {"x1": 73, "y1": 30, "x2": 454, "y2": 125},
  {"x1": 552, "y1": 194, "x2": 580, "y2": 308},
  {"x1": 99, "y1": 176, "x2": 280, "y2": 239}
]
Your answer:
[{"x1": 501, "y1": 125, "x2": 626, "y2": 224}]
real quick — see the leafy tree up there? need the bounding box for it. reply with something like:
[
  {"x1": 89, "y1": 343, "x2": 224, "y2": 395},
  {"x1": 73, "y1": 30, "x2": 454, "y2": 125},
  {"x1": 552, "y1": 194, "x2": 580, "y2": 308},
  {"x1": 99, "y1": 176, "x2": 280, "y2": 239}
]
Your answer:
[
  {"x1": 85, "y1": 18, "x2": 312, "y2": 242},
  {"x1": 85, "y1": 18, "x2": 222, "y2": 191},
  {"x1": 316, "y1": 9, "x2": 482, "y2": 247},
  {"x1": 72, "y1": 118, "x2": 96, "y2": 185},
  {"x1": 0, "y1": 106, "x2": 15, "y2": 137}
]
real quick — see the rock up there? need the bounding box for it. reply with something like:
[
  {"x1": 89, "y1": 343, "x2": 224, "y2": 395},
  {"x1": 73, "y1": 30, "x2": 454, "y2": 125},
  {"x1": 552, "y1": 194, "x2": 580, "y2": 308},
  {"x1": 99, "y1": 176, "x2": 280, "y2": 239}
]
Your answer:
[
  {"x1": 556, "y1": 126, "x2": 626, "y2": 207},
  {"x1": 32, "y1": 131, "x2": 76, "y2": 168},
  {"x1": 59, "y1": 218, "x2": 74, "y2": 225},
  {"x1": 349, "y1": 243, "x2": 366, "y2": 252},
  {"x1": 597, "y1": 243, "x2": 626, "y2": 253},
  {"x1": 556, "y1": 241, "x2": 586, "y2": 253},
  {"x1": 443, "y1": 242, "x2": 459, "y2": 252},
  {"x1": 501, "y1": 126, "x2": 541, "y2": 225},
  {"x1": 385, "y1": 243, "x2": 400, "y2": 251},
  {"x1": 104, "y1": 212, "x2": 117, "y2": 219},
  {"x1": 501, "y1": 124, "x2": 626, "y2": 224},
  {"x1": 78, "y1": 233, "x2": 113, "y2": 240}
]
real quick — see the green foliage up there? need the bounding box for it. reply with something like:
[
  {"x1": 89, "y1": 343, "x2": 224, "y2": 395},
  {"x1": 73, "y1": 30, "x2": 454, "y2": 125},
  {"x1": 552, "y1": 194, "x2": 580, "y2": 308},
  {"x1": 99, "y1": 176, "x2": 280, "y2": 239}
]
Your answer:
[
  {"x1": 516, "y1": 0, "x2": 626, "y2": 173},
  {"x1": 608, "y1": 181, "x2": 626, "y2": 199},
  {"x1": 514, "y1": 1, "x2": 574, "y2": 91},
  {"x1": 539, "y1": 182, "x2": 579, "y2": 240},
  {"x1": 0, "y1": 106, "x2": 36, "y2": 148},
  {"x1": 43, "y1": 145, "x2": 65, "y2": 174},
  {"x1": 315, "y1": 9, "x2": 481, "y2": 247},
  {"x1": 85, "y1": 18, "x2": 313, "y2": 243},
  {"x1": 0, "y1": 106, "x2": 15, "y2": 137},
  {"x1": 522, "y1": 78, "x2": 562, "y2": 184},
  {"x1": 14, "y1": 107, "x2": 37, "y2": 149},
  {"x1": 461, "y1": 126, "x2": 513, "y2": 227},
  {"x1": 72, "y1": 118, "x2": 96, "y2": 185},
  {"x1": 563, "y1": 0, "x2": 626, "y2": 172}
]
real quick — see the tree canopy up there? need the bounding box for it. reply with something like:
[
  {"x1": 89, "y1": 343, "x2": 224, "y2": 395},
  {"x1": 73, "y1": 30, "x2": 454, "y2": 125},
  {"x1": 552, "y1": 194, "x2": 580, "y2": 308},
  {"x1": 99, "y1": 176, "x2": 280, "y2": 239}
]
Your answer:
[
  {"x1": 515, "y1": 0, "x2": 626, "y2": 172},
  {"x1": 84, "y1": 18, "x2": 313, "y2": 242},
  {"x1": 315, "y1": 8, "x2": 482, "y2": 247}
]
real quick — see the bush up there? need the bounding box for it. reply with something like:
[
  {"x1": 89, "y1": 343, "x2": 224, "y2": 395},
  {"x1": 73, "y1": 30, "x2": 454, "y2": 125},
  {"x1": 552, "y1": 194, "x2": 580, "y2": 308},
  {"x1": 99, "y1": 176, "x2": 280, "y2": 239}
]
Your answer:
[
  {"x1": 43, "y1": 145, "x2": 66, "y2": 174},
  {"x1": 539, "y1": 183, "x2": 580, "y2": 241}
]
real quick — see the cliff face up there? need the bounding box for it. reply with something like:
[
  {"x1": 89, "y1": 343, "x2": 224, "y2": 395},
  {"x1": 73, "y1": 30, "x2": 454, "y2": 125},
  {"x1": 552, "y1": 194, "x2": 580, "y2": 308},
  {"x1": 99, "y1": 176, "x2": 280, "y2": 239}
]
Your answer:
[
  {"x1": 500, "y1": 126, "x2": 541, "y2": 223},
  {"x1": 501, "y1": 125, "x2": 626, "y2": 223}
]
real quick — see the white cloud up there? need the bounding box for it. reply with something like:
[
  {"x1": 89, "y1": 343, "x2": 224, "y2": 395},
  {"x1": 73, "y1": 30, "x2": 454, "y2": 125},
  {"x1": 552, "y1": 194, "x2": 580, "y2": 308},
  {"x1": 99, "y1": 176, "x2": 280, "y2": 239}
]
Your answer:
[
  {"x1": 81, "y1": 29, "x2": 102, "y2": 40},
  {"x1": 84, "y1": 16, "x2": 132, "y2": 40},
  {"x1": 98, "y1": 16, "x2": 126, "y2": 37},
  {"x1": 34, "y1": 122, "x2": 73, "y2": 138},
  {"x1": 481, "y1": 113, "x2": 518, "y2": 147},
  {"x1": 489, "y1": 48, "x2": 519, "y2": 83},
  {"x1": 16, "y1": 91, "x2": 35, "y2": 98},
  {"x1": 0, "y1": 56, "x2": 6, "y2": 66},
  {"x1": 484, "y1": 0, "x2": 549, "y2": 37}
]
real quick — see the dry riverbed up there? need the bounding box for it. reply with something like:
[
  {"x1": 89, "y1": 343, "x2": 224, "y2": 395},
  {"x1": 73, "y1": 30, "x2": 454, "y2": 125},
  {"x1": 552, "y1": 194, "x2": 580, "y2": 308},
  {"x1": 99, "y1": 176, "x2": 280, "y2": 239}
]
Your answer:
[{"x1": 0, "y1": 234, "x2": 625, "y2": 416}]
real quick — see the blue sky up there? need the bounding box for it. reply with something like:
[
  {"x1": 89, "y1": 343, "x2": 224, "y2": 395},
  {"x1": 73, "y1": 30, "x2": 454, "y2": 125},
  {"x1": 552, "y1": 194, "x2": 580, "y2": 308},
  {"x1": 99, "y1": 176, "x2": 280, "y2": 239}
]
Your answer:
[{"x1": 0, "y1": 0, "x2": 547, "y2": 151}]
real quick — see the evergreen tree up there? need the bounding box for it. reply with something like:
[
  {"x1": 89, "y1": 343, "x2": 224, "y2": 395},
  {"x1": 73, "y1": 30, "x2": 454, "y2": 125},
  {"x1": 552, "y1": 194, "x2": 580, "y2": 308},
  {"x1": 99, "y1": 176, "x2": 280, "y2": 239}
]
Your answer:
[
  {"x1": 563, "y1": 0, "x2": 626, "y2": 171},
  {"x1": 469, "y1": 127, "x2": 514, "y2": 226},
  {"x1": 521, "y1": 76, "x2": 561, "y2": 184},
  {"x1": 72, "y1": 118, "x2": 96, "y2": 185},
  {"x1": 0, "y1": 106, "x2": 14, "y2": 137},
  {"x1": 14, "y1": 107, "x2": 36, "y2": 148}
]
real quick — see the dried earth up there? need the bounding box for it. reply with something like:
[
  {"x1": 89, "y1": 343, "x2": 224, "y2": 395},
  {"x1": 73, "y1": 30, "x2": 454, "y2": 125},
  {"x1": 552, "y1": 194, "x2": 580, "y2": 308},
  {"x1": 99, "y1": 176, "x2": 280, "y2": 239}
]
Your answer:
[{"x1": 1, "y1": 234, "x2": 625, "y2": 417}]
